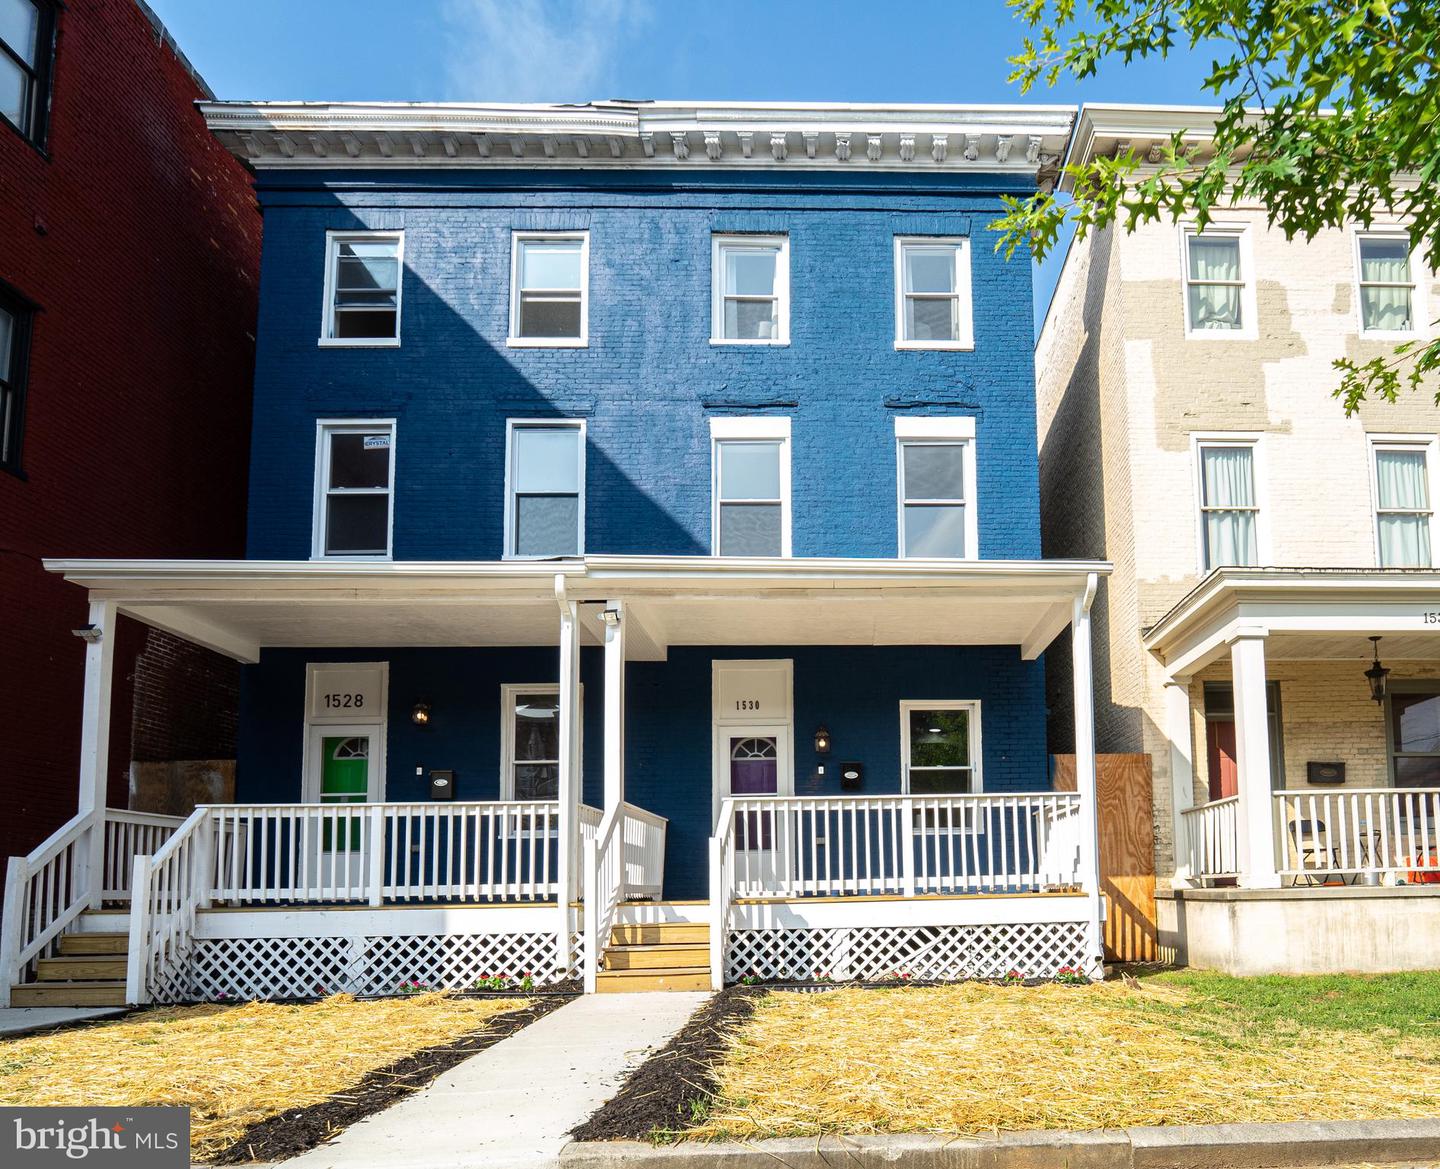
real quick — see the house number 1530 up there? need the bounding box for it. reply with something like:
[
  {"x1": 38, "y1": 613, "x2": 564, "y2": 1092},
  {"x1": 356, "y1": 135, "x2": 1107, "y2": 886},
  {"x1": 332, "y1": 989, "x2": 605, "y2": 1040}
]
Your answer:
[{"x1": 735, "y1": 699, "x2": 761, "y2": 711}]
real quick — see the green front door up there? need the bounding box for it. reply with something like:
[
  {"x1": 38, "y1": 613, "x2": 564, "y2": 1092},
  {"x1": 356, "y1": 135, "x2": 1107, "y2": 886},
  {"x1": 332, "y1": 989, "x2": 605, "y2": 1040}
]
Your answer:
[{"x1": 322, "y1": 735, "x2": 369, "y2": 851}]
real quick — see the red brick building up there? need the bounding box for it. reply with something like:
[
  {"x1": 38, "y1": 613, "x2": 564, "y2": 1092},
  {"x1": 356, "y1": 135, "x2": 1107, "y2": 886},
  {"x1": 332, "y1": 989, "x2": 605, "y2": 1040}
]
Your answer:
[{"x1": 0, "y1": 0, "x2": 259, "y2": 862}]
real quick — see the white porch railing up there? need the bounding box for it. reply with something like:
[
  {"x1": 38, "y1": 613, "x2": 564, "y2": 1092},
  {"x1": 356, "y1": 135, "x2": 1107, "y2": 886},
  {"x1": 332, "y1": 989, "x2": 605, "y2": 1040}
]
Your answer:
[
  {"x1": 1276, "y1": 788, "x2": 1440, "y2": 883},
  {"x1": 713, "y1": 793, "x2": 1084, "y2": 901},
  {"x1": 127, "y1": 807, "x2": 212, "y2": 1004},
  {"x1": 0, "y1": 807, "x2": 184, "y2": 1003},
  {"x1": 1181, "y1": 796, "x2": 1240, "y2": 882},
  {"x1": 580, "y1": 802, "x2": 669, "y2": 991}
]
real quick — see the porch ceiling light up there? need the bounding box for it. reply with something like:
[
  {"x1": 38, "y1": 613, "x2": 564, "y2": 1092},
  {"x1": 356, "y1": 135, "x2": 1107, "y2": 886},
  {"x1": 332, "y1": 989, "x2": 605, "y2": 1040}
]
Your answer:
[
  {"x1": 411, "y1": 702, "x2": 432, "y2": 726},
  {"x1": 814, "y1": 725, "x2": 832, "y2": 755},
  {"x1": 1365, "y1": 636, "x2": 1390, "y2": 704},
  {"x1": 600, "y1": 607, "x2": 622, "y2": 627}
]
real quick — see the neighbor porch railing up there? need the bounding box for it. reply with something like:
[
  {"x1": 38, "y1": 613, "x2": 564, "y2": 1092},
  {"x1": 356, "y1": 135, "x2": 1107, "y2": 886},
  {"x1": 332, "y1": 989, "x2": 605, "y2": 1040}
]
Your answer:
[
  {"x1": 713, "y1": 792, "x2": 1085, "y2": 901},
  {"x1": 1276, "y1": 788, "x2": 1440, "y2": 884},
  {"x1": 0, "y1": 807, "x2": 184, "y2": 1003},
  {"x1": 1181, "y1": 796, "x2": 1240, "y2": 883}
]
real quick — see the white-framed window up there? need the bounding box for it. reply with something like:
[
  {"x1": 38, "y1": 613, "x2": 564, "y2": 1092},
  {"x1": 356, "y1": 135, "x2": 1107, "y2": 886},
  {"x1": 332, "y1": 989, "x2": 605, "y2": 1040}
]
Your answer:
[
  {"x1": 509, "y1": 232, "x2": 588, "y2": 346},
  {"x1": 313, "y1": 420, "x2": 396, "y2": 559},
  {"x1": 504, "y1": 420, "x2": 585, "y2": 558},
  {"x1": 901, "y1": 700, "x2": 982, "y2": 830},
  {"x1": 1194, "y1": 436, "x2": 1264, "y2": 571},
  {"x1": 499, "y1": 684, "x2": 582, "y2": 801},
  {"x1": 894, "y1": 237, "x2": 973, "y2": 349},
  {"x1": 711, "y1": 235, "x2": 789, "y2": 344},
  {"x1": 1356, "y1": 233, "x2": 1418, "y2": 336},
  {"x1": 895, "y1": 416, "x2": 977, "y2": 558},
  {"x1": 710, "y1": 416, "x2": 791, "y2": 557},
  {"x1": 320, "y1": 231, "x2": 403, "y2": 346},
  {"x1": 1182, "y1": 227, "x2": 1254, "y2": 337},
  {"x1": 1371, "y1": 437, "x2": 1438, "y2": 568}
]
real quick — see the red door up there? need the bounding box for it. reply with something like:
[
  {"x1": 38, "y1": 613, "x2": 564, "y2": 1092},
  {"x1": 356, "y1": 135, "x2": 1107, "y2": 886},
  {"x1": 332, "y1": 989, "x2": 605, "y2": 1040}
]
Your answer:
[{"x1": 1206, "y1": 719, "x2": 1238, "y2": 800}]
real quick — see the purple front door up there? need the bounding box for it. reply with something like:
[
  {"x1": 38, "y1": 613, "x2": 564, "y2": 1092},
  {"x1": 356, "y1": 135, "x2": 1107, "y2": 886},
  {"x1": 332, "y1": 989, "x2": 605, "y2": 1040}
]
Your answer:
[{"x1": 731, "y1": 735, "x2": 778, "y2": 850}]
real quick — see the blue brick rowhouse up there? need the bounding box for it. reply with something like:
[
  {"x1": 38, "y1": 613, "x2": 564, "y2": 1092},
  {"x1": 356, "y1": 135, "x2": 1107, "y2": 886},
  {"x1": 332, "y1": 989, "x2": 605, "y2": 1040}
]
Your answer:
[{"x1": 9, "y1": 102, "x2": 1112, "y2": 1006}]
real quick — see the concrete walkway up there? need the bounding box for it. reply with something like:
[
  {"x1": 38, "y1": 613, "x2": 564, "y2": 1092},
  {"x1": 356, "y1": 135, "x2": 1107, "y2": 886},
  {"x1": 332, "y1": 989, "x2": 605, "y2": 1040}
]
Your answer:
[
  {"x1": 283, "y1": 991, "x2": 709, "y2": 1169},
  {"x1": 0, "y1": 1006, "x2": 126, "y2": 1037}
]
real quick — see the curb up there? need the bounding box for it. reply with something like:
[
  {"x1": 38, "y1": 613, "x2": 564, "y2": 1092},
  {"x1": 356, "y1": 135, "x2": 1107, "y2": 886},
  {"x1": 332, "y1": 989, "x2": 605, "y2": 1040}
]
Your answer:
[{"x1": 559, "y1": 1117, "x2": 1440, "y2": 1168}]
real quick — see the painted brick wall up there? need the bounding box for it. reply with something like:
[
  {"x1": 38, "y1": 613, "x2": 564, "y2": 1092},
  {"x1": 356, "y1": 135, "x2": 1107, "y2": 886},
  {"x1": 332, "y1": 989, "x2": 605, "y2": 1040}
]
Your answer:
[
  {"x1": 243, "y1": 169, "x2": 1042, "y2": 561},
  {"x1": 0, "y1": 0, "x2": 260, "y2": 862},
  {"x1": 237, "y1": 644, "x2": 1046, "y2": 900}
]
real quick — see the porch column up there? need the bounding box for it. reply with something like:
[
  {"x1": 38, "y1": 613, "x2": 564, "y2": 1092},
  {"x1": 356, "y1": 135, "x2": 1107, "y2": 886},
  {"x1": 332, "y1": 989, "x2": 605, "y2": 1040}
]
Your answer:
[
  {"x1": 601, "y1": 600, "x2": 626, "y2": 813},
  {"x1": 555, "y1": 580, "x2": 581, "y2": 972},
  {"x1": 1163, "y1": 677, "x2": 1196, "y2": 885},
  {"x1": 1070, "y1": 576, "x2": 1106, "y2": 977},
  {"x1": 76, "y1": 600, "x2": 118, "y2": 908},
  {"x1": 1231, "y1": 629, "x2": 1280, "y2": 888}
]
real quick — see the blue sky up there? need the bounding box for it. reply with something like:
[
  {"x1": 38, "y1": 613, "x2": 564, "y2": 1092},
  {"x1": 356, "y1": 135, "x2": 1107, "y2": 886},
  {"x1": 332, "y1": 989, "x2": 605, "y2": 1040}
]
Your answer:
[{"x1": 148, "y1": 0, "x2": 1222, "y2": 323}]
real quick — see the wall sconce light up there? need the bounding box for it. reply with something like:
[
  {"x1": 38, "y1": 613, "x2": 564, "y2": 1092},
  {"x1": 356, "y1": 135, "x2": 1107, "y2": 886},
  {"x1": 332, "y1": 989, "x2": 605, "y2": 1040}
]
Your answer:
[
  {"x1": 1365, "y1": 637, "x2": 1390, "y2": 704},
  {"x1": 814, "y1": 725, "x2": 832, "y2": 755},
  {"x1": 411, "y1": 702, "x2": 432, "y2": 727},
  {"x1": 599, "y1": 607, "x2": 622, "y2": 628},
  {"x1": 71, "y1": 624, "x2": 102, "y2": 643}
]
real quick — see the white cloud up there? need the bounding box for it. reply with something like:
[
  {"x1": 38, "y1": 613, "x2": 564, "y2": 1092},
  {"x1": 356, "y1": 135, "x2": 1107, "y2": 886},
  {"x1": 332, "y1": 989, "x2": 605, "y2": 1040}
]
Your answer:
[{"x1": 441, "y1": 0, "x2": 653, "y2": 103}]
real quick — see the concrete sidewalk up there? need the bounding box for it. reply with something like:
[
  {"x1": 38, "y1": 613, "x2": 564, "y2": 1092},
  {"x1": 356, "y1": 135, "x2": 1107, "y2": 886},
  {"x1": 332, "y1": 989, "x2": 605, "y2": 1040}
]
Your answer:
[
  {"x1": 0, "y1": 1006, "x2": 126, "y2": 1037},
  {"x1": 282, "y1": 991, "x2": 708, "y2": 1169}
]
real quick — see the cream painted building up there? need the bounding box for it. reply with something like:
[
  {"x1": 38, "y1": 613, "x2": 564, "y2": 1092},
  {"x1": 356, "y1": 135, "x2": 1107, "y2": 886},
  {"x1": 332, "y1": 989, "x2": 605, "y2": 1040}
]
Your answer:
[{"x1": 1037, "y1": 105, "x2": 1440, "y2": 974}]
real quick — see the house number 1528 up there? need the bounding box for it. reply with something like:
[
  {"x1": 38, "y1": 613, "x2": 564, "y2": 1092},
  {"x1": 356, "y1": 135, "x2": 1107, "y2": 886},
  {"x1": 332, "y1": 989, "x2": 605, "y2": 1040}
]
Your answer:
[{"x1": 324, "y1": 693, "x2": 364, "y2": 709}]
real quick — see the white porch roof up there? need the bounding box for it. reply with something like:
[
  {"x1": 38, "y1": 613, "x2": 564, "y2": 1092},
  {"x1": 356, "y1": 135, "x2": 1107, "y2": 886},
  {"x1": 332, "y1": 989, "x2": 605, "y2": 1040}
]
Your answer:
[
  {"x1": 1143, "y1": 568, "x2": 1440, "y2": 676},
  {"x1": 45, "y1": 555, "x2": 1110, "y2": 664}
]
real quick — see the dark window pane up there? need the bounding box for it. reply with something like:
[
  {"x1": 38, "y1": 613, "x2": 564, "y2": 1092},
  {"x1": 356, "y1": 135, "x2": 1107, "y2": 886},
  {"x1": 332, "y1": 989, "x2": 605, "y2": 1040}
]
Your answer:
[
  {"x1": 724, "y1": 299, "x2": 777, "y2": 340},
  {"x1": 514, "y1": 695, "x2": 559, "y2": 762},
  {"x1": 0, "y1": 52, "x2": 25, "y2": 127},
  {"x1": 514, "y1": 763, "x2": 559, "y2": 800},
  {"x1": 1392, "y1": 692, "x2": 1440, "y2": 754},
  {"x1": 904, "y1": 505, "x2": 966, "y2": 557},
  {"x1": 909, "y1": 768, "x2": 972, "y2": 796},
  {"x1": 0, "y1": 304, "x2": 12, "y2": 372},
  {"x1": 334, "y1": 309, "x2": 398, "y2": 339},
  {"x1": 907, "y1": 297, "x2": 957, "y2": 341},
  {"x1": 325, "y1": 494, "x2": 389, "y2": 554},
  {"x1": 519, "y1": 294, "x2": 582, "y2": 338},
  {"x1": 335, "y1": 255, "x2": 399, "y2": 298},
  {"x1": 903, "y1": 444, "x2": 964, "y2": 500},
  {"x1": 329, "y1": 433, "x2": 390, "y2": 489},
  {"x1": 515, "y1": 494, "x2": 579, "y2": 556},
  {"x1": 719, "y1": 503, "x2": 781, "y2": 556},
  {"x1": 908, "y1": 709, "x2": 971, "y2": 768}
]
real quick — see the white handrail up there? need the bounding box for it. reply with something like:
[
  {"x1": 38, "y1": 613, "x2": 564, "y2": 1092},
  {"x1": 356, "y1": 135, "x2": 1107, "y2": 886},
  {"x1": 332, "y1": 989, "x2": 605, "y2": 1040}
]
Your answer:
[
  {"x1": 582, "y1": 806, "x2": 625, "y2": 993},
  {"x1": 619, "y1": 802, "x2": 667, "y2": 901},
  {"x1": 708, "y1": 802, "x2": 738, "y2": 991},
  {"x1": 718, "y1": 792, "x2": 1084, "y2": 900},
  {"x1": 126, "y1": 806, "x2": 213, "y2": 1004},
  {"x1": 1181, "y1": 796, "x2": 1240, "y2": 881},
  {"x1": 1276, "y1": 788, "x2": 1440, "y2": 882}
]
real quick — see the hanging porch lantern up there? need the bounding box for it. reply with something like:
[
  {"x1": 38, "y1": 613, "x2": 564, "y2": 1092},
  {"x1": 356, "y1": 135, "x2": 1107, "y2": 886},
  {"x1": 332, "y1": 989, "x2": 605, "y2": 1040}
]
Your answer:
[{"x1": 1365, "y1": 636, "x2": 1390, "y2": 704}]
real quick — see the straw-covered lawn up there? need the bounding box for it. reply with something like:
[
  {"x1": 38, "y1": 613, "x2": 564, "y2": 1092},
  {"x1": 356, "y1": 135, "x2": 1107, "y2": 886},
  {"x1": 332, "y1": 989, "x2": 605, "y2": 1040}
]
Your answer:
[
  {"x1": 692, "y1": 971, "x2": 1440, "y2": 1139},
  {"x1": 0, "y1": 993, "x2": 527, "y2": 1161}
]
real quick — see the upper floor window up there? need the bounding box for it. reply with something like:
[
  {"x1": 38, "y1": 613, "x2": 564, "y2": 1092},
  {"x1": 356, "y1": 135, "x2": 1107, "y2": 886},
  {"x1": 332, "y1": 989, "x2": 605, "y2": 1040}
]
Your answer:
[
  {"x1": 321, "y1": 232, "x2": 403, "y2": 345},
  {"x1": 510, "y1": 233, "x2": 588, "y2": 346},
  {"x1": 1373, "y1": 441, "x2": 1435, "y2": 568},
  {"x1": 1357, "y1": 235, "x2": 1416, "y2": 335},
  {"x1": 895, "y1": 238, "x2": 973, "y2": 349},
  {"x1": 711, "y1": 417, "x2": 791, "y2": 556},
  {"x1": 314, "y1": 421, "x2": 395, "y2": 559},
  {"x1": 712, "y1": 235, "x2": 789, "y2": 344},
  {"x1": 1183, "y1": 229, "x2": 1251, "y2": 335},
  {"x1": 0, "y1": 282, "x2": 34, "y2": 476},
  {"x1": 895, "y1": 417, "x2": 977, "y2": 558},
  {"x1": 1196, "y1": 439, "x2": 1261, "y2": 570},
  {"x1": 1, "y1": 0, "x2": 55, "y2": 148},
  {"x1": 505, "y1": 421, "x2": 584, "y2": 558}
]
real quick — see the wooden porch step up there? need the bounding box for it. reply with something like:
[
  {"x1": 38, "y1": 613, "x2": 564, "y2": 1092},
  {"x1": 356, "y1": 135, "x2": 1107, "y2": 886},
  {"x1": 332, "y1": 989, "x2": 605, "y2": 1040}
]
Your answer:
[
  {"x1": 10, "y1": 981, "x2": 127, "y2": 1008},
  {"x1": 610, "y1": 922, "x2": 709, "y2": 946},
  {"x1": 58, "y1": 933, "x2": 128, "y2": 956},
  {"x1": 36, "y1": 956, "x2": 127, "y2": 981},
  {"x1": 596, "y1": 966, "x2": 710, "y2": 993},
  {"x1": 603, "y1": 943, "x2": 708, "y2": 971}
]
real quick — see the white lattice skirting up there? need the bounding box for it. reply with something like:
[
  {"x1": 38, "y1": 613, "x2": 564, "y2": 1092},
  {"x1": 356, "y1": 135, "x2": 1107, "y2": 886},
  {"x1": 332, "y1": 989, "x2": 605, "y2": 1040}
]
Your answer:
[
  {"x1": 725, "y1": 922, "x2": 1090, "y2": 983},
  {"x1": 173, "y1": 932, "x2": 582, "y2": 1002}
]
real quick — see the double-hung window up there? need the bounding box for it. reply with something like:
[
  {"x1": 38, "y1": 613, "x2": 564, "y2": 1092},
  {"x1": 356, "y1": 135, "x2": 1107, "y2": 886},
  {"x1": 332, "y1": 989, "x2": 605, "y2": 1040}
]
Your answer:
[
  {"x1": 500, "y1": 685, "x2": 572, "y2": 801},
  {"x1": 895, "y1": 417, "x2": 977, "y2": 558},
  {"x1": 895, "y1": 237, "x2": 973, "y2": 349},
  {"x1": 1373, "y1": 441, "x2": 1436, "y2": 567},
  {"x1": 505, "y1": 421, "x2": 584, "y2": 558},
  {"x1": 711, "y1": 417, "x2": 790, "y2": 557},
  {"x1": 510, "y1": 233, "x2": 587, "y2": 345},
  {"x1": 321, "y1": 232, "x2": 403, "y2": 344},
  {"x1": 1, "y1": 0, "x2": 55, "y2": 147},
  {"x1": 314, "y1": 421, "x2": 395, "y2": 559},
  {"x1": 0, "y1": 282, "x2": 35, "y2": 475},
  {"x1": 1183, "y1": 229, "x2": 1250, "y2": 334},
  {"x1": 1357, "y1": 235, "x2": 1417, "y2": 335},
  {"x1": 712, "y1": 235, "x2": 788, "y2": 344},
  {"x1": 1196, "y1": 438, "x2": 1261, "y2": 570},
  {"x1": 901, "y1": 700, "x2": 981, "y2": 830}
]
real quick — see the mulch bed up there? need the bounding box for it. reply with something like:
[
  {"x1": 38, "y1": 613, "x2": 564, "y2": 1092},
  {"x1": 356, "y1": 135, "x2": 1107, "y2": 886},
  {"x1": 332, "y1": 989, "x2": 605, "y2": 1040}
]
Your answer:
[
  {"x1": 209, "y1": 995, "x2": 574, "y2": 1165},
  {"x1": 570, "y1": 987, "x2": 763, "y2": 1142}
]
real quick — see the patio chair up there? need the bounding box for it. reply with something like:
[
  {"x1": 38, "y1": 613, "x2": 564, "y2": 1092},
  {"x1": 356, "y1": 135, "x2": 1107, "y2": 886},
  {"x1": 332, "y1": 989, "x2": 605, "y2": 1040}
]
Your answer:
[{"x1": 1288, "y1": 818, "x2": 1349, "y2": 886}]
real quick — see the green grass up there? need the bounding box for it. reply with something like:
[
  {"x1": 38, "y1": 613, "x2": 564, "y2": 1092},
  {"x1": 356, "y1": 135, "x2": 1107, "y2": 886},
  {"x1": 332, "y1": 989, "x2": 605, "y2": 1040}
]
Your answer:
[{"x1": 1130, "y1": 969, "x2": 1440, "y2": 1044}]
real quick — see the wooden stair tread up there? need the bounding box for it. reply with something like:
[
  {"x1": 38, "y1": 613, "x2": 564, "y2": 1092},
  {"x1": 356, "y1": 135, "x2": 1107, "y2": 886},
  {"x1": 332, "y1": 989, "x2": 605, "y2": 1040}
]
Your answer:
[
  {"x1": 59, "y1": 934, "x2": 128, "y2": 955},
  {"x1": 36, "y1": 956, "x2": 127, "y2": 980},
  {"x1": 10, "y1": 981, "x2": 128, "y2": 1007},
  {"x1": 606, "y1": 942, "x2": 706, "y2": 953},
  {"x1": 598, "y1": 964, "x2": 709, "y2": 977}
]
